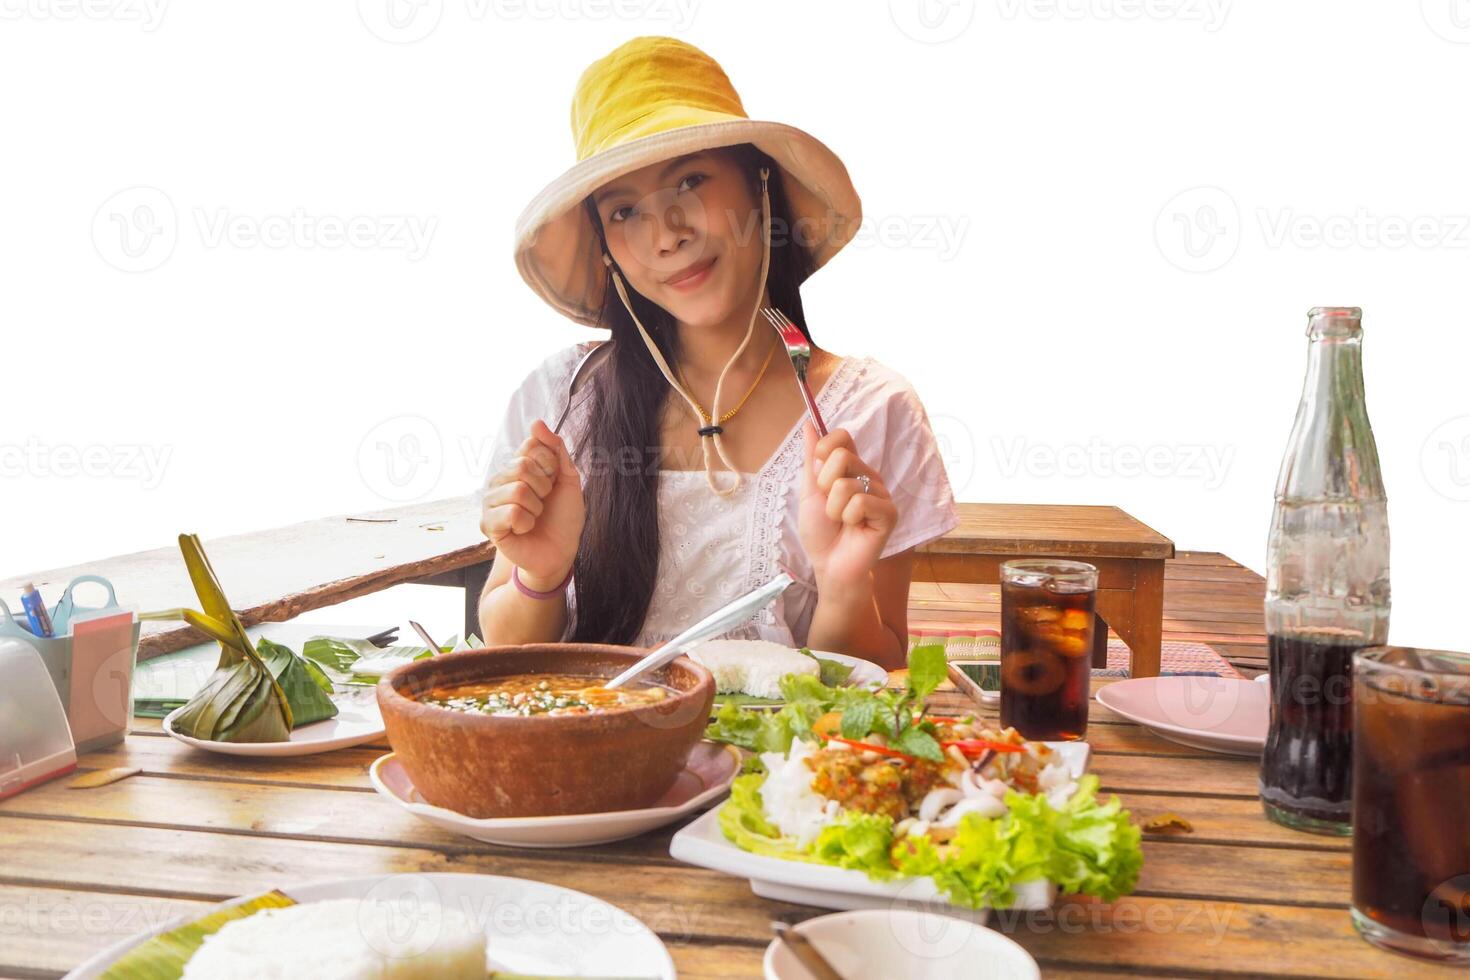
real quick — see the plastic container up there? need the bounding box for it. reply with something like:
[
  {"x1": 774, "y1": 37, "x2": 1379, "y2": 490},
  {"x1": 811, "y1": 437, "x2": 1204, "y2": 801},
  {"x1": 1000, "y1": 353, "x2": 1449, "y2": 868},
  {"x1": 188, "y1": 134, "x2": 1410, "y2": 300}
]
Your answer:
[
  {"x1": 0, "y1": 576, "x2": 139, "y2": 752},
  {"x1": 0, "y1": 636, "x2": 78, "y2": 800}
]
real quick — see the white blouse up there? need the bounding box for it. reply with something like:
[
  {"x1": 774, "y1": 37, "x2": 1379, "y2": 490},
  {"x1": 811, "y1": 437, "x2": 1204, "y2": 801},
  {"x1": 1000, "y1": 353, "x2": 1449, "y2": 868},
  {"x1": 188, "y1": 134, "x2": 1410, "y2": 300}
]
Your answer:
[{"x1": 484, "y1": 342, "x2": 959, "y2": 649}]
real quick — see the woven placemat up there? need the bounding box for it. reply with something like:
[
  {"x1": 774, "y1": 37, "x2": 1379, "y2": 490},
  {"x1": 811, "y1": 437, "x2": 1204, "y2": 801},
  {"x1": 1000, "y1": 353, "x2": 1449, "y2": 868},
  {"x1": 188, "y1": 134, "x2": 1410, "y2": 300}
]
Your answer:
[{"x1": 908, "y1": 630, "x2": 1241, "y2": 679}]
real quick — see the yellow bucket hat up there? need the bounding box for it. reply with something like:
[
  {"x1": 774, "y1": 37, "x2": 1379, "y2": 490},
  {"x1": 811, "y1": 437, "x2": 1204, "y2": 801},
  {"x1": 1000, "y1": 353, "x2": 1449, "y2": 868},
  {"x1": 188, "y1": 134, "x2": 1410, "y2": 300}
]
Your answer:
[{"x1": 514, "y1": 36, "x2": 862, "y2": 328}]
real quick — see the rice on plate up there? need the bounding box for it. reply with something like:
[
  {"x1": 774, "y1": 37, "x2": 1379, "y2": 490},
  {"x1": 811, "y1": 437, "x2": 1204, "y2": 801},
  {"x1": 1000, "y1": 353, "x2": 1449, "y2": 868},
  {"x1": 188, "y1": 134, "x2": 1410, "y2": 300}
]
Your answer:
[{"x1": 687, "y1": 640, "x2": 820, "y2": 700}]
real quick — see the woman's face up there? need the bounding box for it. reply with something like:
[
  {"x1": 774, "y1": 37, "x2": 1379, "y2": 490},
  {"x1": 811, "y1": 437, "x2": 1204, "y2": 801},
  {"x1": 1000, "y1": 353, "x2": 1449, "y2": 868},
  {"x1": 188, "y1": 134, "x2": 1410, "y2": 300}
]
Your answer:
[{"x1": 591, "y1": 149, "x2": 764, "y2": 329}]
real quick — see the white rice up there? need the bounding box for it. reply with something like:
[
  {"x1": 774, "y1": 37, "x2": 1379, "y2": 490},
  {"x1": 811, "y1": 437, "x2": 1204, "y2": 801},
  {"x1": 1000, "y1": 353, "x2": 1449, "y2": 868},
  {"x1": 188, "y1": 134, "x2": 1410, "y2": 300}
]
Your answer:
[
  {"x1": 688, "y1": 639, "x2": 819, "y2": 699},
  {"x1": 180, "y1": 898, "x2": 486, "y2": 980},
  {"x1": 759, "y1": 737, "x2": 840, "y2": 846}
]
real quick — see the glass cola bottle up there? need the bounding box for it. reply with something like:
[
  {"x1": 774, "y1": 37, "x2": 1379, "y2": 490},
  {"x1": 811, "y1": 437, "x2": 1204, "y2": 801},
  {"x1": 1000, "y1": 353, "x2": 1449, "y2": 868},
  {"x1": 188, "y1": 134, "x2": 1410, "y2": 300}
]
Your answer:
[{"x1": 1260, "y1": 306, "x2": 1391, "y2": 836}]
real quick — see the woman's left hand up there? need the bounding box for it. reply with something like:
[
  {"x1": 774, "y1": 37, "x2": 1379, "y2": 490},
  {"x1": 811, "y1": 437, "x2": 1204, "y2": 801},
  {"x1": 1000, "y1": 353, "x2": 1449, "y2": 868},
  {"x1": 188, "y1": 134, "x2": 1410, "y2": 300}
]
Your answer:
[{"x1": 797, "y1": 421, "x2": 898, "y2": 593}]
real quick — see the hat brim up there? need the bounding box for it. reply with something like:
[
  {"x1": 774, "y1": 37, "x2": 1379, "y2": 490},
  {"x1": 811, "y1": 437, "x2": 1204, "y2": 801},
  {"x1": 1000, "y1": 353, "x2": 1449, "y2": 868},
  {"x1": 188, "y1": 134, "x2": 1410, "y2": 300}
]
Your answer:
[{"x1": 514, "y1": 118, "x2": 862, "y2": 327}]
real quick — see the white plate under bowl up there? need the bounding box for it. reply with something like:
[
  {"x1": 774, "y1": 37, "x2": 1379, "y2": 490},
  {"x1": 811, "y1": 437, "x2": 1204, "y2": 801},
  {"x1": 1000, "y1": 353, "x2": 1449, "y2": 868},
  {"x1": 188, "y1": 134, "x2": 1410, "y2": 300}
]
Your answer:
[
  {"x1": 63, "y1": 872, "x2": 674, "y2": 979},
  {"x1": 162, "y1": 690, "x2": 384, "y2": 757},
  {"x1": 371, "y1": 740, "x2": 741, "y2": 847},
  {"x1": 670, "y1": 741, "x2": 1089, "y2": 918},
  {"x1": 1095, "y1": 675, "x2": 1267, "y2": 756},
  {"x1": 764, "y1": 908, "x2": 1039, "y2": 980}
]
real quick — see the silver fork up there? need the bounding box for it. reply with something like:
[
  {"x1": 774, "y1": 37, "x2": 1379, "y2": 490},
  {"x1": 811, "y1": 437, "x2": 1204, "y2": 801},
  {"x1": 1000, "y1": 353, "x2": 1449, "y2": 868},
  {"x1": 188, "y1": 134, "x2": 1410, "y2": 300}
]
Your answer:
[{"x1": 760, "y1": 307, "x2": 827, "y2": 437}]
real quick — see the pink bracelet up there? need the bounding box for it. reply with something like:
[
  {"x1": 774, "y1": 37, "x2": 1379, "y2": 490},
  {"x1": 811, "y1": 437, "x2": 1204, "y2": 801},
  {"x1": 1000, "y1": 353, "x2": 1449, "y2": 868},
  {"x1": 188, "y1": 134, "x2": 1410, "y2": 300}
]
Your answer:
[{"x1": 512, "y1": 565, "x2": 573, "y2": 600}]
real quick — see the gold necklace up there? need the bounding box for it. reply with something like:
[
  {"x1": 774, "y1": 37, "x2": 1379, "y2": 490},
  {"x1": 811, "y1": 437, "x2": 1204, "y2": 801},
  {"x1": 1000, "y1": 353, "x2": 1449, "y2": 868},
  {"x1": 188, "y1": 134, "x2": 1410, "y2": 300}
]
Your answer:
[{"x1": 678, "y1": 337, "x2": 779, "y2": 426}]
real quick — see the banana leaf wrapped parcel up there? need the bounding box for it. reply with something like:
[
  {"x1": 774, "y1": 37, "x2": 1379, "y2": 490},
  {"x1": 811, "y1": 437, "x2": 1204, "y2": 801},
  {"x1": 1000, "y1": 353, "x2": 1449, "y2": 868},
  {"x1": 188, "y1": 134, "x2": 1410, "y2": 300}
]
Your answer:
[{"x1": 151, "y1": 534, "x2": 339, "y2": 743}]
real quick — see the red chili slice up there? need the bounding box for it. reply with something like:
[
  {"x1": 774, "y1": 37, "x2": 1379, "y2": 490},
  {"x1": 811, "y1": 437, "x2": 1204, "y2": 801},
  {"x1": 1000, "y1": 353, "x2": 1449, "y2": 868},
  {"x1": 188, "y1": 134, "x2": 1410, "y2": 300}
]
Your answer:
[
  {"x1": 817, "y1": 733, "x2": 913, "y2": 759},
  {"x1": 941, "y1": 738, "x2": 1028, "y2": 755}
]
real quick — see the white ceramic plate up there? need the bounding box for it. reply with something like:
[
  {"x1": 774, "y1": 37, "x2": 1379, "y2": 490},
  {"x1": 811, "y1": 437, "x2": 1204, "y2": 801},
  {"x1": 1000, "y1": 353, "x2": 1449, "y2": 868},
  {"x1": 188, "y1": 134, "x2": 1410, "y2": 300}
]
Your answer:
[
  {"x1": 670, "y1": 741, "x2": 1090, "y2": 919},
  {"x1": 1095, "y1": 676, "x2": 1267, "y2": 756},
  {"x1": 63, "y1": 872, "x2": 675, "y2": 979},
  {"x1": 162, "y1": 689, "x2": 384, "y2": 757},
  {"x1": 763, "y1": 908, "x2": 1039, "y2": 980},
  {"x1": 371, "y1": 740, "x2": 741, "y2": 848}
]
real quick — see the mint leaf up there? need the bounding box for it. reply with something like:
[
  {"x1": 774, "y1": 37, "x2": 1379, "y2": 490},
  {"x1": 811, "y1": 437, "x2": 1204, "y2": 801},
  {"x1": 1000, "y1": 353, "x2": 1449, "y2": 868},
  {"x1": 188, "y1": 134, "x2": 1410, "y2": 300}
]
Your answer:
[
  {"x1": 907, "y1": 643, "x2": 948, "y2": 701},
  {"x1": 839, "y1": 698, "x2": 878, "y2": 740},
  {"x1": 893, "y1": 726, "x2": 944, "y2": 762}
]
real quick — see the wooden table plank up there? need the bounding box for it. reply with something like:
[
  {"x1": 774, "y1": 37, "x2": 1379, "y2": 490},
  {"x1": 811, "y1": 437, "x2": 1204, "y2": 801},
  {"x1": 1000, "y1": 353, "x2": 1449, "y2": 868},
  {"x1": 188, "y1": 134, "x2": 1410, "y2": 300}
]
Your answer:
[{"x1": 916, "y1": 504, "x2": 1175, "y2": 559}]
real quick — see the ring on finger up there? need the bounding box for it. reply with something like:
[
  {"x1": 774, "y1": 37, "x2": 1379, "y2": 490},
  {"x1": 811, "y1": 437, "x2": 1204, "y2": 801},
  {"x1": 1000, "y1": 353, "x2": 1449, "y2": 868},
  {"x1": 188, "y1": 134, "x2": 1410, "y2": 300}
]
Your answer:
[{"x1": 857, "y1": 474, "x2": 871, "y2": 495}]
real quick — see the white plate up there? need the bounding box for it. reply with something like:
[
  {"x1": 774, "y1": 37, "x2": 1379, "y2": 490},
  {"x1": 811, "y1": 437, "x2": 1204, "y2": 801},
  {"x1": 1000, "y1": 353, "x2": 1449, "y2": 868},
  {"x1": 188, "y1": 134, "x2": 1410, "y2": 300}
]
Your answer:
[
  {"x1": 1095, "y1": 676, "x2": 1267, "y2": 756},
  {"x1": 763, "y1": 908, "x2": 1039, "y2": 980},
  {"x1": 63, "y1": 872, "x2": 675, "y2": 979},
  {"x1": 162, "y1": 689, "x2": 384, "y2": 757},
  {"x1": 670, "y1": 742, "x2": 1090, "y2": 919},
  {"x1": 371, "y1": 741, "x2": 741, "y2": 847}
]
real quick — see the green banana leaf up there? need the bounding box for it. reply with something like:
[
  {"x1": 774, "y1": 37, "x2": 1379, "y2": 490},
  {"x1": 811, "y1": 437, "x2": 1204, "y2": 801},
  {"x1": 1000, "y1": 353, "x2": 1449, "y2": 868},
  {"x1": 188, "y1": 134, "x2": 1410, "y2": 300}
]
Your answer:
[
  {"x1": 100, "y1": 890, "x2": 296, "y2": 979},
  {"x1": 257, "y1": 638, "x2": 338, "y2": 727},
  {"x1": 164, "y1": 534, "x2": 341, "y2": 742},
  {"x1": 304, "y1": 635, "x2": 458, "y2": 682}
]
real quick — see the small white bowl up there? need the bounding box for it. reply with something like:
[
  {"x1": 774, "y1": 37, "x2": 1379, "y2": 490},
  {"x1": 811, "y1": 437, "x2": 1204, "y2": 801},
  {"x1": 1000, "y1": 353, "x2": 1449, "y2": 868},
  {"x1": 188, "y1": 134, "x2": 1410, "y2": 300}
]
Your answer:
[{"x1": 763, "y1": 908, "x2": 1039, "y2": 980}]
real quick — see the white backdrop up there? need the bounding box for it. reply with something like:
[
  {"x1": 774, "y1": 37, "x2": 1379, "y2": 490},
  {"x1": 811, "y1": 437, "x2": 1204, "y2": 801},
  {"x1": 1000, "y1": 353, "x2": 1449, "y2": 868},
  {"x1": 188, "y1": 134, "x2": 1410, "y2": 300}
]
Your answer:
[{"x1": 3, "y1": 1, "x2": 1468, "y2": 649}]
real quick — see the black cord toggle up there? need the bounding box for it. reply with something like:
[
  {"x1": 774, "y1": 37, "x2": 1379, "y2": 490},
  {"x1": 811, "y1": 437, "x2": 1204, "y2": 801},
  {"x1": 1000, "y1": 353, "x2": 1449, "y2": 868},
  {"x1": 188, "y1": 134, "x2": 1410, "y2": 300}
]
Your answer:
[{"x1": 697, "y1": 424, "x2": 724, "y2": 438}]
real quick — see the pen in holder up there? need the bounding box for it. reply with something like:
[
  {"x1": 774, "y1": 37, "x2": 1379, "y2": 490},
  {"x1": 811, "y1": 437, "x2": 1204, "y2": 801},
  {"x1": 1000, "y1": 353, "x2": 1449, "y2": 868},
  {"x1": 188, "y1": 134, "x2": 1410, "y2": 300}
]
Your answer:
[{"x1": 0, "y1": 576, "x2": 140, "y2": 753}]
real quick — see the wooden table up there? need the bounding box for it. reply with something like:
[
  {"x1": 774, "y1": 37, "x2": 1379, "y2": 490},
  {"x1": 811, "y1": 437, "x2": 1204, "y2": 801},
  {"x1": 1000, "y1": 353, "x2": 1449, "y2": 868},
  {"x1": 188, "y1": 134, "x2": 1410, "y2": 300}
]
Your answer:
[
  {"x1": 915, "y1": 504, "x2": 1175, "y2": 678},
  {"x1": 3, "y1": 677, "x2": 1451, "y2": 979}
]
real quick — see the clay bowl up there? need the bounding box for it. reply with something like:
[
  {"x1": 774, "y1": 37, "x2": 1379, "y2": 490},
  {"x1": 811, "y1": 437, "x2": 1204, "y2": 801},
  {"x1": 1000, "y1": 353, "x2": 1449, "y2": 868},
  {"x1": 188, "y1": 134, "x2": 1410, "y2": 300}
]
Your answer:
[{"x1": 377, "y1": 643, "x2": 715, "y2": 819}]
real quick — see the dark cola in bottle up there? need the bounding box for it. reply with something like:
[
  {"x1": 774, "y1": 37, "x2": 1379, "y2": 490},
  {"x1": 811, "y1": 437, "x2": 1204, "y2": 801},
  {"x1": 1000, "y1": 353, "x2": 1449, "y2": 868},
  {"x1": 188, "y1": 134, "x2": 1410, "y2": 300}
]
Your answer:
[{"x1": 1260, "y1": 307, "x2": 1390, "y2": 835}]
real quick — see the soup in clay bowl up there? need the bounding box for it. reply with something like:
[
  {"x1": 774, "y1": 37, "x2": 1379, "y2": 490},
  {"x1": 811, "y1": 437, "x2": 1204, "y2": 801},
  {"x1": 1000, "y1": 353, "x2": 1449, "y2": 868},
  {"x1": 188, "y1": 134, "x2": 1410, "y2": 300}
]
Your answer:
[{"x1": 377, "y1": 644, "x2": 715, "y2": 819}]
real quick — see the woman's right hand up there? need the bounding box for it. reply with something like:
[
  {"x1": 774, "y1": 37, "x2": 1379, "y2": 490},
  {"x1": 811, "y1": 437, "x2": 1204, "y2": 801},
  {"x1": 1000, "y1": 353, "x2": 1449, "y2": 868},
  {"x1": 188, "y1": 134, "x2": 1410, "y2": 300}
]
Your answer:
[{"x1": 480, "y1": 419, "x2": 584, "y2": 589}]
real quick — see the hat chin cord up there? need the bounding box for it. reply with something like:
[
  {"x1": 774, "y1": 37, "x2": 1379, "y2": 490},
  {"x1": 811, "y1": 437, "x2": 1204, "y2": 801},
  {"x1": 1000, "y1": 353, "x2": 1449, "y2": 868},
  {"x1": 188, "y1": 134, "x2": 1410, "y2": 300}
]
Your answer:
[{"x1": 602, "y1": 166, "x2": 773, "y2": 497}]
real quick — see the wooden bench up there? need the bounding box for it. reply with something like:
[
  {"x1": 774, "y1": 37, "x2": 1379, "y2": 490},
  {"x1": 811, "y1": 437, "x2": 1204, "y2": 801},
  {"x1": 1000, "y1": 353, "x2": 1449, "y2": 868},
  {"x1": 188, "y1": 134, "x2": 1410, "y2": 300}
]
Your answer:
[
  {"x1": 3, "y1": 499, "x2": 1172, "y2": 675},
  {"x1": 914, "y1": 503, "x2": 1175, "y2": 677}
]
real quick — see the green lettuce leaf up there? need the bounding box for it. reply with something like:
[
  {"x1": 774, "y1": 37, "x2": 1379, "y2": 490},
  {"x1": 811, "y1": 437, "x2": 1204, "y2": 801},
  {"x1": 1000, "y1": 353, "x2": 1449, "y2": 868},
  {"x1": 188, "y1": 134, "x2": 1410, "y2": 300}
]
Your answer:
[
  {"x1": 716, "y1": 774, "x2": 815, "y2": 862},
  {"x1": 799, "y1": 648, "x2": 856, "y2": 687},
  {"x1": 923, "y1": 774, "x2": 1143, "y2": 908},
  {"x1": 704, "y1": 701, "x2": 797, "y2": 754},
  {"x1": 811, "y1": 812, "x2": 897, "y2": 879},
  {"x1": 721, "y1": 771, "x2": 1143, "y2": 911}
]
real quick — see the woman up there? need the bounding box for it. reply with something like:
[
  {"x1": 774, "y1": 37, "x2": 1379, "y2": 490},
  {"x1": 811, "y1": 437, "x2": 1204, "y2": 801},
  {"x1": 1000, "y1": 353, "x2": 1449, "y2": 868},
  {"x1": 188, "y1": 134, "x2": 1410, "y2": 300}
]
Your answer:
[{"x1": 479, "y1": 36, "x2": 956, "y2": 669}]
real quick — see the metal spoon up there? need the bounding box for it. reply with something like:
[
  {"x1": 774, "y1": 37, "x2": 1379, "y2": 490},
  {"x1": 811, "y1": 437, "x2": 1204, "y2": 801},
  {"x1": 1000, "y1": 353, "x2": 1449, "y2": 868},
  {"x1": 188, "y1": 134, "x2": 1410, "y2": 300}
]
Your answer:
[
  {"x1": 603, "y1": 573, "x2": 795, "y2": 689},
  {"x1": 409, "y1": 620, "x2": 442, "y2": 654},
  {"x1": 771, "y1": 921, "x2": 846, "y2": 980},
  {"x1": 552, "y1": 342, "x2": 611, "y2": 435}
]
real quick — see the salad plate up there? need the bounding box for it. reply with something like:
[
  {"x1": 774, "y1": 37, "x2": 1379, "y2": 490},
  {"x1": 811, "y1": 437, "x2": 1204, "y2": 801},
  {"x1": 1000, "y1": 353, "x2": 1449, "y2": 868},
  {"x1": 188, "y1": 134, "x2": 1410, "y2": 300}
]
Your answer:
[
  {"x1": 671, "y1": 741, "x2": 1090, "y2": 919},
  {"x1": 371, "y1": 740, "x2": 741, "y2": 847},
  {"x1": 1095, "y1": 675, "x2": 1267, "y2": 756},
  {"x1": 690, "y1": 645, "x2": 1141, "y2": 920},
  {"x1": 64, "y1": 872, "x2": 675, "y2": 979},
  {"x1": 162, "y1": 688, "x2": 385, "y2": 757}
]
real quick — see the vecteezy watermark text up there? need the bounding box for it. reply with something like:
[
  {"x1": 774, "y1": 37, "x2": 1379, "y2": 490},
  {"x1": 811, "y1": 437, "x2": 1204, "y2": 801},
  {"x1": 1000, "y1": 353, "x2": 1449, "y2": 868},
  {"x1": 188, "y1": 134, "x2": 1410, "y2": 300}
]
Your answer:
[
  {"x1": 92, "y1": 186, "x2": 438, "y2": 272},
  {"x1": 357, "y1": 0, "x2": 697, "y2": 44},
  {"x1": 994, "y1": 0, "x2": 1230, "y2": 31},
  {"x1": 0, "y1": 0, "x2": 167, "y2": 29},
  {"x1": 993, "y1": 436, "x2": 1234, "y2": 489},
  {"x1": 194, "y1": 208, "x2": 436, "y2": 260},
  {"x1": 0, "y1": 438, "x2": 172, "y2": 489}
]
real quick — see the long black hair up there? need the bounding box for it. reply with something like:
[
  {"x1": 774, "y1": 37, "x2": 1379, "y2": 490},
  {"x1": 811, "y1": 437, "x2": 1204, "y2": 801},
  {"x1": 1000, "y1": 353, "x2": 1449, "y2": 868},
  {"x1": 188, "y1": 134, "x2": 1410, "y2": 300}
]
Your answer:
[{"x1": 569, "y1": 143, "x2": 816, "y2": 645}]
